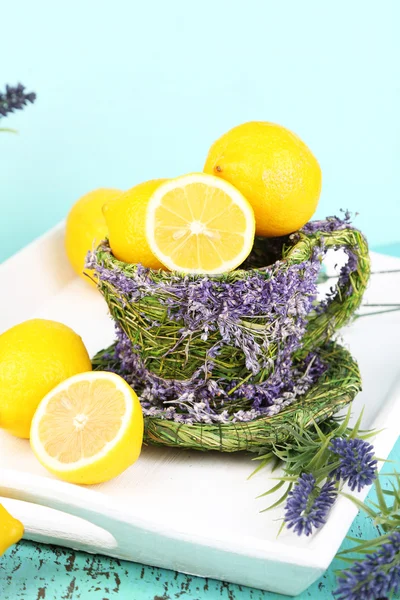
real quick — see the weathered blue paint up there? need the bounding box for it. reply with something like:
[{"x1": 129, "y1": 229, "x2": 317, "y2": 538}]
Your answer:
[{"x1": 0, "y1": 440, "x2": 396, "y2": 600}]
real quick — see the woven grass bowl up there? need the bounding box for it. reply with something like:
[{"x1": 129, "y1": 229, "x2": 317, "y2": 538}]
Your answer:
[{"x1": 90, "y1": 218, "x2": 370, "y2": 452}]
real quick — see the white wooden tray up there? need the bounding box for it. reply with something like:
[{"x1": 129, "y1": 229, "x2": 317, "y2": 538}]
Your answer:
[{"x1": 1, "y1": 224, "x2": 400, "y2": 597}]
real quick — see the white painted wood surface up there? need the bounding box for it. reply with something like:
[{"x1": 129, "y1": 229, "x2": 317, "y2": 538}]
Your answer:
[{"x1": 0, "y1": 224, "x2": 400, "y2": 596}]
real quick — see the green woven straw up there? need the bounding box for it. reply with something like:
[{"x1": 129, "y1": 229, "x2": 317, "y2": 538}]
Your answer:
[
  {"x1": 93, "y1": 341, "x2": 361, "y2": 452},
  {"x1": 92, "y1": 226, "x2": 370, "y2": 380}
]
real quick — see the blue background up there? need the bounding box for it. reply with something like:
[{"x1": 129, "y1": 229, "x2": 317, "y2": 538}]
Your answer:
[{"x1": 1, "y1": 0, "x2": 399, "y2": 261}]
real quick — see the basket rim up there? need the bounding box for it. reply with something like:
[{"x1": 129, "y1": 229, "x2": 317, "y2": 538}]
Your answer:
[
  {"x1": 93, "y1": 223, "x2": 367, "y2": 289},
  {"x1": 94, "y1": 238, "x2": 290, "y2": 283}
]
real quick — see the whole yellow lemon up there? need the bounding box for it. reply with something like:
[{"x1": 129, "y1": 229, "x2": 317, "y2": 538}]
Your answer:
[
  {"x1": 103, "y1": 179, "x2": 167, "y2": 268},
  {"x1": 204, "y1": 121, "x2": 322, "y2": 237},
  {"x1": 0, "y1": 319, "x2": 92, "y2": 438},
  {"x1": 0, "y1": 504, "x2": 24, "y2": 555},
  {"x1": 65, "y1": 188, "x2": 122, "y2": 282}
]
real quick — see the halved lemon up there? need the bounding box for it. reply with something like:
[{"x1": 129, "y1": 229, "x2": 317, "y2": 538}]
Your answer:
[
  {"x1": 30, "y1": 372, "x2": 144, "y2": 485},
  {"x1": 145, "y1": 173, "x2": 255, "y2": 274}
]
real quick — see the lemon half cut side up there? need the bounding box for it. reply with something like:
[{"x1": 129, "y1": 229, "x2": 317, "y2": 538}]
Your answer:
[
  {"x1": 30, "y1": 371, "x2": 144, "y2": 485},
  {"x1": 145, "y1": 173, "x2": 256, "y2": 275}
]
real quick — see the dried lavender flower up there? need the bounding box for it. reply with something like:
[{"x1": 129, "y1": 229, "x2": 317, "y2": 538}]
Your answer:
[
  {"x1": 334, "y1": 531, "x2": 400, "y2": 600},
  {"x1": 330, "y1": 437, "x2": 377, "y2": 492},
  {"x1": 300, "y1": 210, "x2": 353, "y2": 235},
  {"x1": 0, "y1": 83, "x2": 36, "y2": 118},
  {"x1": 102, "y1": 324, "x2": 327, "y2": 424},
  {"x1": 284, "y1": 474, "x2": 337, "y2": 536}
]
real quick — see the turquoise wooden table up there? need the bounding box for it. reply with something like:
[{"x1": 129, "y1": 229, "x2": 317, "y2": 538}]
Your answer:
[{"x1": 1, "y1": 242, "x2": 399, "y2": 600}]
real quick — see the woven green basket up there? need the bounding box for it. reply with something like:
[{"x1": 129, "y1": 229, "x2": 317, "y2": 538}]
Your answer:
[{"x1": 90, "y1": 220, "x2": 370, "y2": 452}]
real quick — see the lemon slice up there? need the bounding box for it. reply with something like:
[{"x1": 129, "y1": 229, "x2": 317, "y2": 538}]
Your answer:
[
  {"x1": 145, "y1": 173, "x2": 255, "y2": 274},
  {"x1": 30, "y1": 371, "x2": 143, "y2": 485}
]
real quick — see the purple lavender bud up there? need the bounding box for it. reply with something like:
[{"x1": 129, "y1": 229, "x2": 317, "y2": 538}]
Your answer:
[
  {"x1": 301, "y1": 211, "x2": 352, "y2": 235},
  {"x1": 284, "y1": 474, "x2": 337, "y2": 536},
  {"x1": 334, "y1": 532, "x2": 400, "y2": 600},
  {"x1": 0, "y1": 83, "x2": 36, "y2": 118},
  {"x1": 329, "y1": 438, "x2": 377, "y2": 492}
]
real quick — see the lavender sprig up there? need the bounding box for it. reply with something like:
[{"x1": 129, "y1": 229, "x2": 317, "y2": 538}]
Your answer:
[
  {"x1": 284, "y1": 474, "x2": 337, "y2": 536},
  {"x1": 254, "y1": 408, "x2": 378, "y2": 534},
  {"x1": 334, "y1": 532, "x2": 400, "y2": 600},
  {"x1": 330, "y1": 437, "x2": 378, "y2": 492},
  {"x1": 280, "y1": 435, "x2": 377, "y2": 531},
  {"x1": 0, "y1": 83, "x2": 36, "y2": 118},
  {"x1": 334, "y1": 471, "x2": 400, "y2": 596},
  {"x1": 253, "y1": 408, "x2": 398, "y2": 598}
]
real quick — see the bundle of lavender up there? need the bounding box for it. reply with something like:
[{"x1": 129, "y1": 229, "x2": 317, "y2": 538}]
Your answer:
[
  {"x1": 0, "y1": 83, "x2": 36, "y2": 132},
  {"x1": 91, "y1": 215, "x2": 370, "y2": 452},
  {"x1": 252, "y1": 407, "x2": 400, "y2": 599}
]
